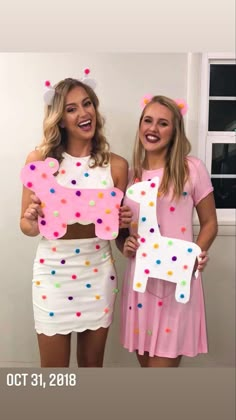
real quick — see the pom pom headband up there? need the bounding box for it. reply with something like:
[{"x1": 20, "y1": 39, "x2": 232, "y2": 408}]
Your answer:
[
  {"x1": 140, "y1": 94, "x2": 188, "y2": 116},
  {"x1": 43, "y1": 68, "x2": 96, "y2": 106}
]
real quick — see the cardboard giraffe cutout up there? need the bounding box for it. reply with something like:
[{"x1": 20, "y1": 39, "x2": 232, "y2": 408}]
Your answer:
[
  {"x1": 126, "y1": 177, "x2": 201, "y2": 304},
  {"x1": 21, "y1": 158, "x2": 124, "y2": 240}
]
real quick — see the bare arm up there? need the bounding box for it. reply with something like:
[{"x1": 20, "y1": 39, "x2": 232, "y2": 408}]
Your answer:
[
  {"x1": 115, "y1": 228, "x2": 129, "y2": 254},
  {"x1": 20, "y1": 150, "x2": 44, "y2": 237},
  {"x1": 110, "y1": 152, "x2": 128, "y2": 192},
  {"x1": 110, "y1": 153, "x2": 132, "y2": 228},
  {"x1": 195, "y1": 192, "x2": 218, "y2": 271},
  {"x1": 110, "y1": 152, "x2": 133, "y2": 252}
]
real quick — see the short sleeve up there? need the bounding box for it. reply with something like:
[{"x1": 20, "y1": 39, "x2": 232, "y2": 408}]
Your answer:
[{"x1": 190, "y1": 158, "x2": 214, "y2": 206}]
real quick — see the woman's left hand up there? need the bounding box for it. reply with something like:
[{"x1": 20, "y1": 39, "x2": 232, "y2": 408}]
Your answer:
[
  {"x1": 119, "y1": 205, "x2": 133, "y2": 228},
  {"x1": 195, "y1": 251, "x2": 209, "y2": 272}
]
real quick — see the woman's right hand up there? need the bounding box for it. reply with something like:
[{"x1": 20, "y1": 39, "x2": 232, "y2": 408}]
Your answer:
[
  {"x1": 123, "y1": 233, "x2": 140, "y2": 258},
  {"x1": 22, "y1": 194, "x2": 44, "y2": 236}
]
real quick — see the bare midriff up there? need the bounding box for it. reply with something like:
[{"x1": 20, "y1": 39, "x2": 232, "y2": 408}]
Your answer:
[{"x1": 60, "y1": 223, "x2": 96, "y2": 240}]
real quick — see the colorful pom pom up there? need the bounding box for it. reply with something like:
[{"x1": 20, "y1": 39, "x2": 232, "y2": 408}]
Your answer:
[{"x1": 175, "y1": 99, "x2": 188, "y2": 115}]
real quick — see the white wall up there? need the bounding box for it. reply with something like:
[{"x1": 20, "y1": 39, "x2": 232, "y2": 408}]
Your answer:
[{"x1": 0, "y1": 53, "x2": 234, "y2": 367}]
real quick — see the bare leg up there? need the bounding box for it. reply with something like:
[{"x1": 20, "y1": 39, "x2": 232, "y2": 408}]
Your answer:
[
  {"x1": 136, "y1": 351, "x2": 149, "y2": 367},
  {"x1": 37, "y1": 333, "x2": 71, "y2": 367},
  {"x1": 77, "y1": 327, "x2": 109, "y2": 367},
  {"x1": 147, "y1": 355, "x2": 182, "y2": 367}
]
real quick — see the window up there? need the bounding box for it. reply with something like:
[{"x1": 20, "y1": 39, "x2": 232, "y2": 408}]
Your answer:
[{"x1": 199, "y1": 53, "x2": 236, "y2": 223}]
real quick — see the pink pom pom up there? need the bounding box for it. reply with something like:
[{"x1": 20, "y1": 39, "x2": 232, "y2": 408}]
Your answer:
[
  {"x1": 84, "y1": 68, "x2": 90, "y2": 75},
  {"x1": 45, "y1": 80, "x2": 51, "y2": 87}
]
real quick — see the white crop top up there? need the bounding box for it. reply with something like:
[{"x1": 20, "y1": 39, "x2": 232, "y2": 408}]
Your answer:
[{"x1": 56, "y1": 152, "x2": 114, "y2": 225}]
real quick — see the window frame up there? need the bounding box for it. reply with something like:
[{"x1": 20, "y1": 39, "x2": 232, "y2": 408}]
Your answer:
[{"x1": 198, "y1": 53, "x2": 236, "y2": 224}]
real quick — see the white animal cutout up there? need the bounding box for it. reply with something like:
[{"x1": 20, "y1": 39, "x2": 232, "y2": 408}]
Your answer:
[{"x1": 126, "y1": 177, "x2": 201, "y2": 304}]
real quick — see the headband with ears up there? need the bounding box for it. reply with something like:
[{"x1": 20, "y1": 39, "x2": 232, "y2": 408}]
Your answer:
[
  {"x1": 43, "y1": 68, "x2": 97, "y2": 106},
  {"x1": 140, "y1": 94, "x2": 188, "y2": 115}
]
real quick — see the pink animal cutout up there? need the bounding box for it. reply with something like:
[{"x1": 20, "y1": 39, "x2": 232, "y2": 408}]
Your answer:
[
  {"x1": 126, "y1": 177, "x2": 201, "y2": 303},
  {"x1": 21, "y1": 158, "x2": 124, "y2": 240}
]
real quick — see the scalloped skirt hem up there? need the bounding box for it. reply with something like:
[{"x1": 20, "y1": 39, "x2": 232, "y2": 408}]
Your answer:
[{"x1": 35, "y1": 319, "x2": 113, "y2": 336}]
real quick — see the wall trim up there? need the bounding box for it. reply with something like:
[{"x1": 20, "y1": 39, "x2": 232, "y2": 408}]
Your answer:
[{"x1": 193, "y1": 222, "x2": 236, "y2": 236}]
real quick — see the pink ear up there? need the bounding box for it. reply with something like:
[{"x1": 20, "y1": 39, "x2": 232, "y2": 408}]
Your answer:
[
  {"x1": 140, "y1": 94, "x2": 152, "y2": 108},
  {"x1": 175, "y1": 99, "x2": 188, "y2": 115}
]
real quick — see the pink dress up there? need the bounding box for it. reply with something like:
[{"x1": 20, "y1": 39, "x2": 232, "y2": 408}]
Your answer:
[{"x1": 120, "y1": 156, "x2": 213, "y2": 358}]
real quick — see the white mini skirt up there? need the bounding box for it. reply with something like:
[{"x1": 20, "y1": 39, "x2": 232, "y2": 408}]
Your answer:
[{"x1": 32, "y1": 237, "x2": 118, "y2": 336}]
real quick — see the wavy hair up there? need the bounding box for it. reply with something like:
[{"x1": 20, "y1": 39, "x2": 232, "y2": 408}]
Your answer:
[
  {"x1": 133, "y1": 95, "x2": 191, "y2": 199},
  {"x1": 37, "y1": 78, "x2": 110, "y2": 166}
]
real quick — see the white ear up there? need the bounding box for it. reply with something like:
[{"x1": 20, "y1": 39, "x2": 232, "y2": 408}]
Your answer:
[
  {"x1": 43, "y1": 86, "x2": 55, "y2": 105},
  {"x1": 126, "y1": 177, "x2": 160, "y2": 203},
  {"x1": 82, "y1": 77, "x2": 97, "y2": 90},
  {"x1": 80, "y1": 68, "x2": 96, "y2": 90}
]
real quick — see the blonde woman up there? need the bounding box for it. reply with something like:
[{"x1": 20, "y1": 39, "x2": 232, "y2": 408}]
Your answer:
[
  {"x1": 20, "y1": 77, "x2": 131, "y2": 367},
  {"x1": 117, "y1": 95, "x2": 218, "y2": 367}
]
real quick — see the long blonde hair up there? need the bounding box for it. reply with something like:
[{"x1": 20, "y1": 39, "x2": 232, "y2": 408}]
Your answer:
[
  {"x1": 38, "y1": 78, "x2": 110, "y2": 166},
  {"x1": 133, "y1": 95, "x2": 191, "y2": 199}
]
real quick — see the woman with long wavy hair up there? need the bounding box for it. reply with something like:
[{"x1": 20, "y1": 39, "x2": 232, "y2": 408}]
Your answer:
[
  {"x1": 20, "y1": 77, "x2": 131, "y2": 367},
  {"x1": 116, "y1": 95, "x2": 218, "y2": 367}
]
